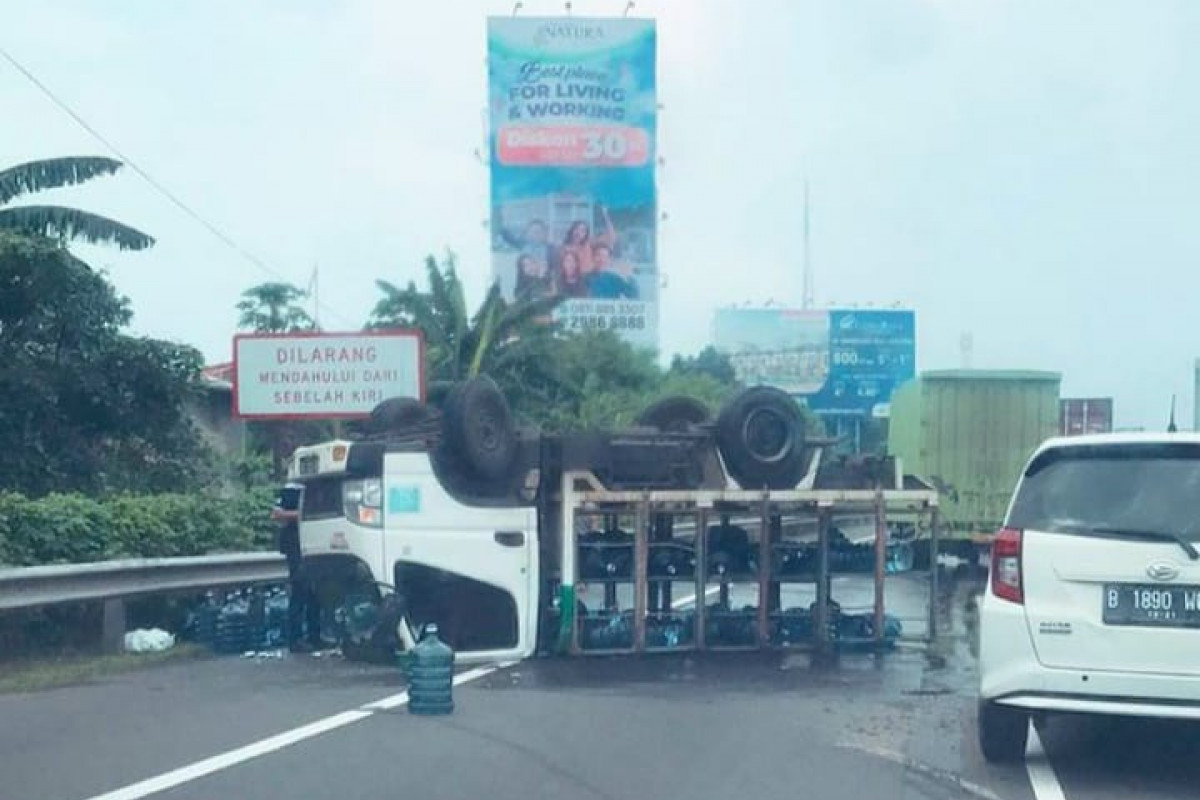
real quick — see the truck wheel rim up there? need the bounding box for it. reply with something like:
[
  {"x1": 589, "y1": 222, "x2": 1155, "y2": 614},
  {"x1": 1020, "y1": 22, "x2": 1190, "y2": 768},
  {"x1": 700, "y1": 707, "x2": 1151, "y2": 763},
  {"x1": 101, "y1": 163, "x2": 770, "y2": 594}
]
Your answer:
[{"x1": 741, "y1": 407, "x2": 793, "y2": 464}]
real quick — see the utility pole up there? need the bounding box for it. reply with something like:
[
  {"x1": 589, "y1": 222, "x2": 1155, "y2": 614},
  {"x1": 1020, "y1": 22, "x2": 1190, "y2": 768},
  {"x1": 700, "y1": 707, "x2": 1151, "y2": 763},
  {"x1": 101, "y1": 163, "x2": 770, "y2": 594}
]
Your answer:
[
  {"x1": 310, "y1": 264, "x2": 320, "y2": 330},
  {"x1": 802, "y1": 179, "x2": 814, "y2": 309}
]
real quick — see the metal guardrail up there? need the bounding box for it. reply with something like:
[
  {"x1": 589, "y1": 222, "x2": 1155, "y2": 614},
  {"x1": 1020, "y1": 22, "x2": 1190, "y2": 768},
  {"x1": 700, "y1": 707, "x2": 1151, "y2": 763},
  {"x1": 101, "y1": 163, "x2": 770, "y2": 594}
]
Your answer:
[
  {"x1": 0, "y1": 553, "x2": 288, "y2": 653},
  {"x1": 0, "y1": 553, "x2": 288, "y2": 612}
]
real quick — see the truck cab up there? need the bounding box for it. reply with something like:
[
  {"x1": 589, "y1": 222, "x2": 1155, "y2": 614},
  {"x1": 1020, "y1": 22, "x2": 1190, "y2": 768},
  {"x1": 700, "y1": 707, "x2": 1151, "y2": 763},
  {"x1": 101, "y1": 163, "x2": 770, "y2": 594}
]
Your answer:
[{"x1": 287, "y1": 437, "x2": 542, "y2": 664}]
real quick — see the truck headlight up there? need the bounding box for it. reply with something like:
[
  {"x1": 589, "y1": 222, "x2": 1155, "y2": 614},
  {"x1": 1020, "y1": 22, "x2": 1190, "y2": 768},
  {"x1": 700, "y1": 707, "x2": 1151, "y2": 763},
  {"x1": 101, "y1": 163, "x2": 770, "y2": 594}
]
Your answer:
[{"x1": 343, "y1": 478, "x2": 383, "y2": 528}]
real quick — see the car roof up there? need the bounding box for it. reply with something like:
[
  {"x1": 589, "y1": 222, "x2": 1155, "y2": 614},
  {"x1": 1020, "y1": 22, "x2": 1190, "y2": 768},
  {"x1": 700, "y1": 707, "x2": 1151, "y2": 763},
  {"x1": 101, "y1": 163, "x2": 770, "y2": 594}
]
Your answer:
[{"x1": 1036, "y1": 432, "x2": 1200, "y2": 453}]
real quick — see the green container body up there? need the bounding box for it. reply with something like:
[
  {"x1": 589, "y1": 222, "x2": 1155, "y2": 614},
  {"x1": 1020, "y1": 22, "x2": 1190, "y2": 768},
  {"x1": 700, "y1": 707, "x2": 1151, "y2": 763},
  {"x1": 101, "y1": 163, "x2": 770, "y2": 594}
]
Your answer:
[{"x1": 888, "y1": 370, "x2": 1061, "y2": 537}]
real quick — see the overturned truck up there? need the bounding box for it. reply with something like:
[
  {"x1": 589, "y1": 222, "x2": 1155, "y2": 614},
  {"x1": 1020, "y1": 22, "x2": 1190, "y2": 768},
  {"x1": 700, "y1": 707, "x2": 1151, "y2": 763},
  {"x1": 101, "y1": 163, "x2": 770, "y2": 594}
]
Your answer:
[{"x1": 288, "y1": 380, "x2": 941, "y2": 664}]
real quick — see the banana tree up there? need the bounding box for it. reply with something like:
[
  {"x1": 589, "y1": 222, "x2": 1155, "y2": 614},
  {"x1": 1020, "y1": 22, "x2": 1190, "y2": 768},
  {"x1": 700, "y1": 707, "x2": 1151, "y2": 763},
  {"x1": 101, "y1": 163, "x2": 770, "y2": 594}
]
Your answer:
[
  {"x1": 369, "y1": 253, "x2": 566, "y2": 406},
  {"x1": 0, "y1": 157, "x2": 154, "y2": 250}
]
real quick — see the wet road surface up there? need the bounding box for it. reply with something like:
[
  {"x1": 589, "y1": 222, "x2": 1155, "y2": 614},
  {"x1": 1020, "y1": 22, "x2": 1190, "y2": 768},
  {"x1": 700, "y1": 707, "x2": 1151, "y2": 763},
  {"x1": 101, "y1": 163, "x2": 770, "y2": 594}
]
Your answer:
[{"x1": 0, "y1": 571, "x2": 1197, "y2": 800}]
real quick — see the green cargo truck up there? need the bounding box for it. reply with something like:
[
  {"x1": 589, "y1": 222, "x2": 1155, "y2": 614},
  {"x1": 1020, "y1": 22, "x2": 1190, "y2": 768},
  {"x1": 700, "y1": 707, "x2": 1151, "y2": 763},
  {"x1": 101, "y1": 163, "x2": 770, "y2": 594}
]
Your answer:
[{"x1": 887, "y1": 370, "x2": 1061, "y2": 550}]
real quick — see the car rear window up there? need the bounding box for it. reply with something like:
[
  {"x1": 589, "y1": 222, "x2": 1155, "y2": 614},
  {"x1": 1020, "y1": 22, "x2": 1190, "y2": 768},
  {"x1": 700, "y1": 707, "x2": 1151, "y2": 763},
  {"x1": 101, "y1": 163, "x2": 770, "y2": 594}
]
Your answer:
[
  {"x1": 1009, "y1": 442, "x2": 1200, "y2": 540},
  {"x1": 299, "y1": 476, "x2": 343, "y2": 521}
]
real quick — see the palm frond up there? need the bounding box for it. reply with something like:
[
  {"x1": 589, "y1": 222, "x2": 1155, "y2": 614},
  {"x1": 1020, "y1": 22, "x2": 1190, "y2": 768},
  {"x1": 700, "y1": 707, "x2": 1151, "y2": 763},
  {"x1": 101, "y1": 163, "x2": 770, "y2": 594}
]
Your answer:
[
  {"x1": 493, "y1": 293, "x2": 565, "y2": 341},
  {"x1": 368, "y1": 281, "x2": 449, "y2": 360},
  {"x1": 0, "y1": 157, "x2": 125, "y2": 205},
  {"x1": 425, "y1": 254, "x2": 470, "y2": 369},
  {"x1": 442, "y1": 252, "x2": 469, "y2": 336},
  {"x1": 0, "y1": 206, "x2": 154, "y2": 250}
]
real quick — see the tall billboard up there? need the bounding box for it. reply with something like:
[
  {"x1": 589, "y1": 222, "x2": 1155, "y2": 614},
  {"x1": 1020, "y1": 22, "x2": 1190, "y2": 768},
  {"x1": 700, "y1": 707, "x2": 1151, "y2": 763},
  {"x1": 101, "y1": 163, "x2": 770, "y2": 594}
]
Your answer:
[
  {"x1": 487, "y1": 17, "x2": 658, "y2": 348},
  {"x1": 712, "y1": 308, "x2": 916, "y2": 416},
  {"x1": 1059, "y1": 397, "x2": 1114, "y2": 436}
]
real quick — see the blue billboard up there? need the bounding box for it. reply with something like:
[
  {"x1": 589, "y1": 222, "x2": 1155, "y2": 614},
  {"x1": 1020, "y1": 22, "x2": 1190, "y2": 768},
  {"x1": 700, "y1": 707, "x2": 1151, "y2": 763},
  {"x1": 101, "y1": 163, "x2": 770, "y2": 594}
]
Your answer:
[{"x1": 712, "y1": 308, "x2": 916, "y2": 416}]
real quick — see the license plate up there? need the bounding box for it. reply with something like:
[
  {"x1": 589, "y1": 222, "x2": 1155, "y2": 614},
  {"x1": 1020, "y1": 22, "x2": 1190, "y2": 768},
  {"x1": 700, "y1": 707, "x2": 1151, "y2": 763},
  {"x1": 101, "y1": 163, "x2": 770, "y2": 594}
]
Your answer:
[{"x1": 1103, "y1": 583, "x2": 1200, "y2": 628}]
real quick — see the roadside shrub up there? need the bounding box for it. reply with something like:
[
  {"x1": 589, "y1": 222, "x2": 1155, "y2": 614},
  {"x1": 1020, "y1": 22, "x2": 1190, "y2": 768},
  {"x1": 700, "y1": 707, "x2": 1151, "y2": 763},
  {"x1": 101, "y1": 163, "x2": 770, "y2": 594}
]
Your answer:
[{"x1": 0, "y1": 489, "x2": 277, "y2": 567}]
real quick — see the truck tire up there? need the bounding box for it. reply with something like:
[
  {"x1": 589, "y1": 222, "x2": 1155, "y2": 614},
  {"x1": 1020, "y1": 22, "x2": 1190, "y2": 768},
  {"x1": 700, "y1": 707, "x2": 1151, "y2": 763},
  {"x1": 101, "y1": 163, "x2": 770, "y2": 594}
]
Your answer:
[
  {"x1": 368, "y1": 397, "x2": 433, "y2": 434},
  {"x1": 636, "y1": 396, "x2": 711, "y2": 432},
  {"x1": 978, "y1": 701, "x2": 1029, "y2": 763},
  {"x1": 442, "y1": 376, "x2": 517, "y2": 483},
  {"x1": 716, "y1": 387, "x2": 807, "y2": 489}
]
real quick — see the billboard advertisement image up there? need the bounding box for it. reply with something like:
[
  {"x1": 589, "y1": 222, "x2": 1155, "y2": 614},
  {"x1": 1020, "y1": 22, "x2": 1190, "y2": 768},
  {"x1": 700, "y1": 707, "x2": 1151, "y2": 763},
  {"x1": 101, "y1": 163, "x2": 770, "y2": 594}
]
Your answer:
[
  {"x1": 487, "y1": 17, "x2": 657, "y2": 348},
  {"x1": 712, "y1": 308, "x2": 916, "y2": 416}
]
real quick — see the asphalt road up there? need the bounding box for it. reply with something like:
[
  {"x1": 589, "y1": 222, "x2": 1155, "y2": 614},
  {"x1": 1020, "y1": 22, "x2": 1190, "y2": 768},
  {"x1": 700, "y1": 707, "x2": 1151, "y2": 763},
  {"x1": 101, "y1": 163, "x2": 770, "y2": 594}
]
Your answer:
[{"x1": 0, "y1": 573, "x2": 1197, "y2": 800}]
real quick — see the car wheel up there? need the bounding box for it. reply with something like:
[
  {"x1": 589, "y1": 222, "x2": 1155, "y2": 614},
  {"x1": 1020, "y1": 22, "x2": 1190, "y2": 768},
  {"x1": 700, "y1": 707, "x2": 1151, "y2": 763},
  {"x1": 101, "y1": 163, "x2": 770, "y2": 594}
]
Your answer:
[
  {"x1": 636, "y1": 396, "x2": 712, "y2": 432},
  {"x1": 978, "y1": 701, "x2": 1029, "y2": 763},
  {"x1": 442, "y1": 376, "x2": 517, "y2": 482},
  {"x1": 716, "y1": 387, "x2": 807, "y2": 489}
]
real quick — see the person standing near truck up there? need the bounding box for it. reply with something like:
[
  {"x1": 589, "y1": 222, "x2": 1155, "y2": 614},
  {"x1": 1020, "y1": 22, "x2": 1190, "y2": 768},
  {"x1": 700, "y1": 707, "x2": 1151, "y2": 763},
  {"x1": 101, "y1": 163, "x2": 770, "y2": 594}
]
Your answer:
[{"x1": 271, "y1": 484, "x2": 323, "y2": 653}]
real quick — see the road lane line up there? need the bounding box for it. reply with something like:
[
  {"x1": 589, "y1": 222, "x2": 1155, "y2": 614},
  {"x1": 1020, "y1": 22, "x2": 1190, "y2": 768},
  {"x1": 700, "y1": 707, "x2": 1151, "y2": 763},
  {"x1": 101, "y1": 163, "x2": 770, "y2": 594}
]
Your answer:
[
  {"x1": 79, "y1": 664, "x2": 504, "y2": 800},
  {"x1": 1025, "y1": 722, "x2": 1068, "y2": 800},
  {"x1": 835, "y1": 742, "x2": 1002, "y2": 800}
]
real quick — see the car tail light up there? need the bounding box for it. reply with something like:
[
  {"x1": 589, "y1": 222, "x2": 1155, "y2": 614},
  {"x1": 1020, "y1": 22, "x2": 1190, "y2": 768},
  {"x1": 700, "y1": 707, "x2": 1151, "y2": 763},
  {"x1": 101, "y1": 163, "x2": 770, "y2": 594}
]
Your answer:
[{"x1": 991, "y1": 527, "x2": 1023, "y2": 604}]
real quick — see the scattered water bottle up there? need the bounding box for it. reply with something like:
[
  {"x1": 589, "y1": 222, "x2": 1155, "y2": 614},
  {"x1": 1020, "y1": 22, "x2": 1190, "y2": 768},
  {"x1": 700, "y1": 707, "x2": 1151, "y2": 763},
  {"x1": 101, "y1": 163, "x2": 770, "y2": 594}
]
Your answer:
[
  {"x1": 886, "y1": 542, "x2": 915, "y2": 573},
  {"x1": 408, "y1": 624, "x2": 455, "y2": 716}
]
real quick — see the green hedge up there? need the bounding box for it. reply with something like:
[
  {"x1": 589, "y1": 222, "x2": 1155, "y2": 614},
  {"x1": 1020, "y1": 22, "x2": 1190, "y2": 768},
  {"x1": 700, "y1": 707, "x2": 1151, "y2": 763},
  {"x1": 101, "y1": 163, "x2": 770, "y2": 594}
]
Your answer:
[{"x1": 0, "y1": 489, "x2": 277, "y2": 567}]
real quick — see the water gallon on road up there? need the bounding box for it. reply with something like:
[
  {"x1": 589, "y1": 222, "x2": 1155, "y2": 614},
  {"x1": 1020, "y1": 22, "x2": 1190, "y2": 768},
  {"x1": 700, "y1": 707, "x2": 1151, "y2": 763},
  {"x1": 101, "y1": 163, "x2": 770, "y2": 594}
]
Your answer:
[{"x1": 407, "y1": 624, "x2": 455, "y2": 716}]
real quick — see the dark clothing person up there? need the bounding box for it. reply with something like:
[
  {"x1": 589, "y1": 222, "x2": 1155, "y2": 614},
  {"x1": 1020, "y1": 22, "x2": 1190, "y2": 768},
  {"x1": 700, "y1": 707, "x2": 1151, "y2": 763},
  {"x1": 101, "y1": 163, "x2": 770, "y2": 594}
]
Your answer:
[{"x1": 273, "y1": 485, "x2": 322, "y2": 651}]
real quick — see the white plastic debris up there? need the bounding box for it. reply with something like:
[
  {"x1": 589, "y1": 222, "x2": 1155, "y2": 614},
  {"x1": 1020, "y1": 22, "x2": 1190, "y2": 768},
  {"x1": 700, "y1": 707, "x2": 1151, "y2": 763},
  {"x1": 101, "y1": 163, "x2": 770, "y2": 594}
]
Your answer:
[
  {"x1": 241, "y1": 650, "x2": 285, "y2": 660},
  {"x1": 123, "y1": 628, "x2": 176, "y2": 653}
]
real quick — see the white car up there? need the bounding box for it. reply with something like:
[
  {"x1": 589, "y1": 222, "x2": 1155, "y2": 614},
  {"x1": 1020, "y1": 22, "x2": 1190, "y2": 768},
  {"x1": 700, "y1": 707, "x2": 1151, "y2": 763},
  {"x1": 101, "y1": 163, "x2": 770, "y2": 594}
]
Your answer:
[{"x1": 977, "y1": 433, "x2": 1200, "y2": 762}]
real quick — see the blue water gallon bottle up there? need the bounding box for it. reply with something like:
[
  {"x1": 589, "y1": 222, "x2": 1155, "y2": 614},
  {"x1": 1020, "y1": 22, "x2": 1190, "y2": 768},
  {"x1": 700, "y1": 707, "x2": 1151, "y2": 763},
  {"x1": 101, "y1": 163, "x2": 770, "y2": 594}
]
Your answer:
[{"x1": 407, "y1": 624, "x2": 455, "y2": 716}]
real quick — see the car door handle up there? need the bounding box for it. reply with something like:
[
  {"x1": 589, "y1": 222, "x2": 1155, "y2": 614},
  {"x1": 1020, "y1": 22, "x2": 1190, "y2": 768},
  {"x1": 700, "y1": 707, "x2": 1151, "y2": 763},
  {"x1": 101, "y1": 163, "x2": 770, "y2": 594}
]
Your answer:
[{"x1": 495, "y1": 531, "x2": 525, "y2": 547}]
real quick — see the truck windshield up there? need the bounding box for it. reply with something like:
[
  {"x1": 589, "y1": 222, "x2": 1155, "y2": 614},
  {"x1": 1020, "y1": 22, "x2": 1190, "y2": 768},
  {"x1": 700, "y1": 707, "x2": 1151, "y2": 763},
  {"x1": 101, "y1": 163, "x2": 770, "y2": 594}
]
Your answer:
[
  {"x1": 299, "y1": 476, "x2": 344, "y2": 521},
  {"x1": 1009, "y1": 443, "x2": 1200, "y2": 541}
]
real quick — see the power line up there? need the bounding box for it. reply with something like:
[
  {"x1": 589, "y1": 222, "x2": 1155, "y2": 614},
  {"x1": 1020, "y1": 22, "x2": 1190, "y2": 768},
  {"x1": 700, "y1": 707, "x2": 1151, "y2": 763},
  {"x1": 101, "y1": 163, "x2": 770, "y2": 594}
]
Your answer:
[{"x1": 0, "y1": 44, "x2": 356, "y2": 328}]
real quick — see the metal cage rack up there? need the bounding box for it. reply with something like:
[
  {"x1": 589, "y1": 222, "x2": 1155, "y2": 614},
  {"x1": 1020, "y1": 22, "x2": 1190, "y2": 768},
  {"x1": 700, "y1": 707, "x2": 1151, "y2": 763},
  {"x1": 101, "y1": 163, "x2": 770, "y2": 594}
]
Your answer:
[{"x1": 559, "y1": 472, "x2": 941, "y2": 656}]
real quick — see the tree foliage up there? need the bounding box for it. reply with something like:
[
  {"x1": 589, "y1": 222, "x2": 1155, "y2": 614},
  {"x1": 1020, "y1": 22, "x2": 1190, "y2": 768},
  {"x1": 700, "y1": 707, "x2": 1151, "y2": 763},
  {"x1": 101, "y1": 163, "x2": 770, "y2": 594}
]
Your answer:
[
  {"x1": 0, "y1": 489, "x2": 275, "y2": 567},
  {"x1": 534, "y1": 332, "x2": 740, "y2": 431},
  {"x1": 368, "y1": 252, "x2": 564, "y2": 405},
  {"x1": 670, "y1": 346, "x2": 738, "y2": 385},
  {"x1": 236, "y1": 282, "x2": 315, "y2": 333},
  {"x1": 365, "y1": 253, "x2": 751, "y2": 431},
  {"x1": 0, "y1": 233, "x2": 212, "y2": 495},
  {"x1": 0, "y1": 157, "x2": 154, "y2": 251}
]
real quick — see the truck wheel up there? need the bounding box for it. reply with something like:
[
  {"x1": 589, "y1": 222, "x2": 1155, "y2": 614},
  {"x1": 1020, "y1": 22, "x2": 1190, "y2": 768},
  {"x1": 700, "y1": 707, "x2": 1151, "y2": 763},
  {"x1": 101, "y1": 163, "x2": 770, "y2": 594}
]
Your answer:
[
  {"x1": 637, "y1": 396, "x2": 711, "y2": 432},
  {"x1": 368, "y1": 397, "x2": 433, "y2": 435},
  {"x1": 442, "y1": 376, "x2": 517, "y2": 482},
  {"x1": 978, "y1": 701, "x2": 1028, "y2": 763},
  {"x1": 716, "y1": 387, "x2": 807, "y2": 489}
]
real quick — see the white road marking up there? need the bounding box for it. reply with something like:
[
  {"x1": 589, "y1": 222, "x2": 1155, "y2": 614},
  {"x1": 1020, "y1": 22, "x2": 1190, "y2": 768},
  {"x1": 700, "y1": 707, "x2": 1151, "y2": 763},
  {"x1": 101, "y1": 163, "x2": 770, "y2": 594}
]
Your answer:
[
  {"x1": 79, "y1": 664, "x2": 505, "y2": 800},
  {"x1": 836, "y1": 741, "x2": 1002, "y2": 800},
  {"x1": 1025, "y1": 722, "x2": 1068, "y2": 800}
]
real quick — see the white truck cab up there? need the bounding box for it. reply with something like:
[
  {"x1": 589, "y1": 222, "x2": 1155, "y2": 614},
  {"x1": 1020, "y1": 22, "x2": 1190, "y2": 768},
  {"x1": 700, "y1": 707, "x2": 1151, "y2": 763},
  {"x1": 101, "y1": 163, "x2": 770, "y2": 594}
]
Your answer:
[{"x1": 287, "y1": 438, "x2": 541, "y2": 664}]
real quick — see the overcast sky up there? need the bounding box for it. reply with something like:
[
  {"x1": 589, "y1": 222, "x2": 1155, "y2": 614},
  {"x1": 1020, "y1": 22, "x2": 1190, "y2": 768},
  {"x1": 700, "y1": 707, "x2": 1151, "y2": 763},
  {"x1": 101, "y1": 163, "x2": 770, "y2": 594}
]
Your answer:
[{"x1": 4, "y1": 1, "x2": 1199, "y2": 429}]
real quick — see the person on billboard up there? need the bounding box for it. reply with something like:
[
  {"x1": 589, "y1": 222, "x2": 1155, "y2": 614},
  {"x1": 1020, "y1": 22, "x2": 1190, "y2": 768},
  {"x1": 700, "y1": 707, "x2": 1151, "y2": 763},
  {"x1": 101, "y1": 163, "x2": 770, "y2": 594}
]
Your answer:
[
  {"x1": 586, "y1": 242, "x2": 639, "y2": 300},
  {"x1": 498, "y1": 216, "x2": 557, "y2": 280},
  {"x1": 514, "y1": 253, "x2": 554, "y2": 300},
  {"x1": 561, "y1": 205, "x2": 617, "y2": 277},
  {"x1": 555, "y1": 250, "x2": 590, "y2": 298}
]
